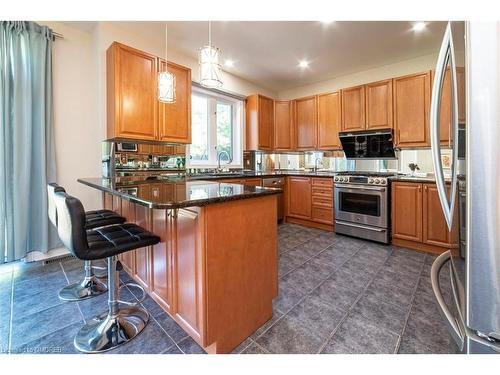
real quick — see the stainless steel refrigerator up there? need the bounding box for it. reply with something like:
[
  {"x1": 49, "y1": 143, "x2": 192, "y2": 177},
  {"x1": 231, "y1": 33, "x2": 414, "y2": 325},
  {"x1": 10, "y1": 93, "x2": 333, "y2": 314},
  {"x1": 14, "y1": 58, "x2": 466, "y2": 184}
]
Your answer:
[{"x1": 430, "y1": 21, "x2": 500, "y2": 354}]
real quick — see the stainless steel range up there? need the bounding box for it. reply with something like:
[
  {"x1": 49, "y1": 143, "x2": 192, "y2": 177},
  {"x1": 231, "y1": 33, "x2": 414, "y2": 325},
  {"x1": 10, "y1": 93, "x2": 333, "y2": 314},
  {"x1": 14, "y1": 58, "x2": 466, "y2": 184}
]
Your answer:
[{"x1": 334, "y1": 172, "x2": 395, "y2": 244}]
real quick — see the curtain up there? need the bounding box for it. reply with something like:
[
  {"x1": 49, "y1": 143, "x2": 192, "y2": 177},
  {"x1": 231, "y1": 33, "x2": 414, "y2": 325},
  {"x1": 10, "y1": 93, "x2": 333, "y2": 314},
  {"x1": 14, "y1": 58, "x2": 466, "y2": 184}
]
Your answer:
[{"x1": 0, "y1": 21, "x2": 59, "y2": 263}]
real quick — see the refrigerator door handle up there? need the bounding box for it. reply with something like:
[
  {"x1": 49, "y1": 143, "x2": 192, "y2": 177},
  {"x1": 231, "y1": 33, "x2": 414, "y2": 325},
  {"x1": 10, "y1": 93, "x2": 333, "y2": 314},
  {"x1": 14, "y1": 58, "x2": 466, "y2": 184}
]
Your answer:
[
  {"x1": 430, "y1": 22, "x2": 459, "y2": 231},
  {"x1": 431, "y1": 251, "x2": 465, "y2": 350}
]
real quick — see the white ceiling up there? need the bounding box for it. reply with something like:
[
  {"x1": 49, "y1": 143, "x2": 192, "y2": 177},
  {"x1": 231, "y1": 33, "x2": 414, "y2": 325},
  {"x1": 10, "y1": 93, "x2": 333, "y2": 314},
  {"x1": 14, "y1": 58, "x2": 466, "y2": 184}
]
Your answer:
[{"x1": 64, "y1": 21, "x2": 455, "y2": 92}]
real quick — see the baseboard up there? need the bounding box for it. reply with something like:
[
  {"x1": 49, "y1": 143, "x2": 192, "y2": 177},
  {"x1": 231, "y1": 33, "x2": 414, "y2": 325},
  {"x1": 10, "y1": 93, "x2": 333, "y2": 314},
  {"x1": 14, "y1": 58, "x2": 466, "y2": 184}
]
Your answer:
[
  {"x1": 285, "y1": 216, "x2": 334, "y2": 232},
  {"x1": 25, "y1": 247, "x2": 70, "y2": 263}
]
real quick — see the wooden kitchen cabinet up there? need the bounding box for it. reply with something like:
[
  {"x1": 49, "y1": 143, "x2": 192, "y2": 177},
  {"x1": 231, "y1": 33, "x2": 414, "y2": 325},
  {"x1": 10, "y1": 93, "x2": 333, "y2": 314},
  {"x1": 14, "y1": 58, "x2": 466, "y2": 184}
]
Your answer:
[
  {"x1": 274, "y1": 100, "x2": 294, "y2": 150},
  {"x1": 245, "y1": 94, "x2": 274, "y2": 151},
  {"x1": 242, "y1": 178, "x2": 262, "y2": 187},
  {"x1": 392, "y1": 181, "x2": 458, "y2": 254},
  {"x1": 295, "y1": 96, "x2": 318, "y2": 150},
  {"x1": 286, "y1": 177, "x2": 334, "y2": 230},
  {"x1": 423, "y1": 184, "x2": 459, "y2": 248},
  {"x1": 287, "y1": 177, "x2": 312, "y2": 219},
  {"x1": 365, "y1": 79, "x2": 393, "y2": 130},
  {"x1": 341, "y1": 85, "x2": 365, "y2": 132},
  {"x1": 432, "y1": 67, "x2": 466, "y2": 145},
  {"x1": 107, "y1": 42, "x2": 158, "y2": 141},
  {"x1": 392, "y1": 182, "x2": 423, "y2": 242},
  {"x1": 158, "y1": 60, "x2": 191, "y2": 144},
  {"x1": 393, "y1": 71, "x2": 431, "y2": 147},
  {"x1": 318, "y1": 92, "x2": 342, "y2": 150},
  {"x1": 106, "y1": 42, "x2": 192, "y2": 143}
]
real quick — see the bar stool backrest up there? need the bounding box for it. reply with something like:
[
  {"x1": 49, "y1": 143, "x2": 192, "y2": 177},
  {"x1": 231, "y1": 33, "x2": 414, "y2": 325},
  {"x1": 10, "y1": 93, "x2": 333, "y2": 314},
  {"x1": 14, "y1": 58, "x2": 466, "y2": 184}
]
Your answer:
[
  {"x1": 53, "y1": 191, "x2": 90, "y2": 260},
  {"x1": 47, "y1": 183, "x2": 66, "y2": 228}
]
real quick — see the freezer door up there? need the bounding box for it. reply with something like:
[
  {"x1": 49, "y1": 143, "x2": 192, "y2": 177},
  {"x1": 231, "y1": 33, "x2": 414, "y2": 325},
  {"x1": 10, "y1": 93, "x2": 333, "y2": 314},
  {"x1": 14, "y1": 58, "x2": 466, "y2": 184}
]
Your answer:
[{"x1": 467, "y1": 21, "x2": 500, "y2": 341}]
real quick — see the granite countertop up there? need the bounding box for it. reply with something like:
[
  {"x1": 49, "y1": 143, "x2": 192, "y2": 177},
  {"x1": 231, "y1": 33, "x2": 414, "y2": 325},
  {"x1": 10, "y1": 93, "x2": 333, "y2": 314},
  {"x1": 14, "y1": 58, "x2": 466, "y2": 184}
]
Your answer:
[{"x1": 78, "y1": 177, "x2": 281, "y2": 209}]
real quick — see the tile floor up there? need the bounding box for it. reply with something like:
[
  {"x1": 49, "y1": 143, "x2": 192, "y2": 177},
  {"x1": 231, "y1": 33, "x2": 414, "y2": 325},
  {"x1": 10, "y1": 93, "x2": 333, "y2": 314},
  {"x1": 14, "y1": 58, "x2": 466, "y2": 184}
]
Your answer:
[{"x1": 0, "y1": 223, "x2": 458, "y2": 354}]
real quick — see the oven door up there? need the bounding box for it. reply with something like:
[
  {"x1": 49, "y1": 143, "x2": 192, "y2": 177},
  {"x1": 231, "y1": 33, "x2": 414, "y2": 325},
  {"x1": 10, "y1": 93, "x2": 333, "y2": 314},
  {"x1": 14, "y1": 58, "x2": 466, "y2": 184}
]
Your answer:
[{"x1": 334, "y1": 183, "x2": 387, "y2": 228}]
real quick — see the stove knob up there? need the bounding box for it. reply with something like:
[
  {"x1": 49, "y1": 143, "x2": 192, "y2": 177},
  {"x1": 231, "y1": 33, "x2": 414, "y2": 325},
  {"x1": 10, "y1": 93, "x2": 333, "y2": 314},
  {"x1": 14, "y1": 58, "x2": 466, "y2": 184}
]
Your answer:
[
  {"x1": 374, "y1": 178, "x2": 380, "y2": 184},
  {"x1": 368, "y1": 178, "x2": 374, "y2": 184},
  {"x1": 344, "y1": 177, "x2": 349, "y2": 182},
  {"x1": 381, "y1": 179, "x2": 386, "y2": 185}
]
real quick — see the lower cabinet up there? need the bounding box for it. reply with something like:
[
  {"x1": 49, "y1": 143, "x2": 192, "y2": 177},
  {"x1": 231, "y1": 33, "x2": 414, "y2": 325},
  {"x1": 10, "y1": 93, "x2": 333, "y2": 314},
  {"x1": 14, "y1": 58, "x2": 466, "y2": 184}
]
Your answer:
[
  {"x1": 286, "y1": 176, "x2": 334, "y2": 230},
  {"x1": 392, "y1": 182, "x2": 458, "y2": 254},
  {"x1": 287, "y1": 177, "x2": 312, "y2": 219}
]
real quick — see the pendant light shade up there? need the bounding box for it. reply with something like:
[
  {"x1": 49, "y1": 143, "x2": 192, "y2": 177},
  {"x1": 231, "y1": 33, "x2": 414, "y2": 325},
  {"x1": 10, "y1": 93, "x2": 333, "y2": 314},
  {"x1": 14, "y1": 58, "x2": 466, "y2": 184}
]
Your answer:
[
  {"x1": 199, "y1": 21, "x2": 223, "y2": 88},
  {"x1": 158, "y1": 23, "x2": 176, "y2": 103}
]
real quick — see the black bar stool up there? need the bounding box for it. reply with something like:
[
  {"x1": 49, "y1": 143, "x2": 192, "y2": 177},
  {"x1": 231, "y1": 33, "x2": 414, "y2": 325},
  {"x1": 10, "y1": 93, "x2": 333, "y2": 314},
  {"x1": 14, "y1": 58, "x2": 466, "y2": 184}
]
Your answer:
[
  {"x1": 53, "y1": 191, "x2": 160, "y2": 353},
  {"x1": 47, "y1": 183, "x2": 126, "y2": 301}
]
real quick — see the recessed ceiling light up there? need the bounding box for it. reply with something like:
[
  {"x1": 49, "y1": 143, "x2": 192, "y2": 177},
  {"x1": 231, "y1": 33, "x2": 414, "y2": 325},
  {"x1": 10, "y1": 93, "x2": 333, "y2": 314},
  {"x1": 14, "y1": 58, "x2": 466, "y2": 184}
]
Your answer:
[
  {"x1": 412, "y1": 22, "x2": 427, "y2": 32},
  {"x1": 298, "y1": 60, "x2": 309, "y2": 68},
  {"x1": 224, "y1": 59, "x2": 234, "y2": 68}
]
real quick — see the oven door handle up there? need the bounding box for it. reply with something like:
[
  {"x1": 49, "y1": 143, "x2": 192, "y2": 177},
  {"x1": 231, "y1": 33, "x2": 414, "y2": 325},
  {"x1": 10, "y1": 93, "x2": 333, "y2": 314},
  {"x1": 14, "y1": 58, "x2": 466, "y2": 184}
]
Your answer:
[
  {"x1": 335, "y1": 221, "x2": 387, "y2": 232},
  {"x1": 335, "y1": 184, "x2": 386, "y2": 192}
]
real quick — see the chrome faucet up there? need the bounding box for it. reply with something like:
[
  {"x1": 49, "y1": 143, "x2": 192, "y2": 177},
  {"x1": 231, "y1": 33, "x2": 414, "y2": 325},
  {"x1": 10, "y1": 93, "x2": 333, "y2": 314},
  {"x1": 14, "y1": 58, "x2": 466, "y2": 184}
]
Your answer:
[
  {"x1": 314, "y1": 157, "x2": 323, "y2": 172},
  {"x1": 217, "y1": 150, "x2": 232, "y2": 172}
]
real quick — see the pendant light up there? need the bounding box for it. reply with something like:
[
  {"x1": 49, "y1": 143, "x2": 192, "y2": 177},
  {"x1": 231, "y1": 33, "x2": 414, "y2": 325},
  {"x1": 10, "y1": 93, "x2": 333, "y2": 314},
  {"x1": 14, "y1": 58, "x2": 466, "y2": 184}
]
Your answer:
[
  {"x1": 199, "y1": 21, "x2": 223, "y2": 88},
  {"x1": 158, "y1": 23, "x2": 176, "y2": 103}
]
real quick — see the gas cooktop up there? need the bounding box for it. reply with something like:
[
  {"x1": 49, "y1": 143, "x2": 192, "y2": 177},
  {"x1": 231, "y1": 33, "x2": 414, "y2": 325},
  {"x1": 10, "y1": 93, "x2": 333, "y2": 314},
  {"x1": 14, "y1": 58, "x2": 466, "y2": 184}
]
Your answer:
[{"x1": 335, "y1": 171, "x2": 401, "y2": 177}]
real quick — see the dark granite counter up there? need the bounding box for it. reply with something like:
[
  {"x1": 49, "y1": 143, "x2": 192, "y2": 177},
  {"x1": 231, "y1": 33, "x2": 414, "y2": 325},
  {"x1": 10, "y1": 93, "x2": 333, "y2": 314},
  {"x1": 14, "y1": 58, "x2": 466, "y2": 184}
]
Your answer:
[{"x1": 78, "y1": 177, "x2": 281, "y2": 209}]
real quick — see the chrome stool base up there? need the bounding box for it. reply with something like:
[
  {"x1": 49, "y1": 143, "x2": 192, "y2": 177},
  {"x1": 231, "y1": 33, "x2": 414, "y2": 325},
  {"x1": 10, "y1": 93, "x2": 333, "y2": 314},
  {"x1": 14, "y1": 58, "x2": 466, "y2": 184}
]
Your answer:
[
  {"x1": 58, "y1": 276, "x2": 107, "y2": 301},
  {"x1": 74, "y1": 306, "x2": 149, "y2": 353}
]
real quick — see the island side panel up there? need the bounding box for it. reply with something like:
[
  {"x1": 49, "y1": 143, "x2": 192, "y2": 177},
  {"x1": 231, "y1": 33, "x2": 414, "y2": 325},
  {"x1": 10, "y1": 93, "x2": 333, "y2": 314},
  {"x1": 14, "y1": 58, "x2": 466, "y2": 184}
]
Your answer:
[{"x1": 204, "y1": 195, "x2": 278, "y2": 354}]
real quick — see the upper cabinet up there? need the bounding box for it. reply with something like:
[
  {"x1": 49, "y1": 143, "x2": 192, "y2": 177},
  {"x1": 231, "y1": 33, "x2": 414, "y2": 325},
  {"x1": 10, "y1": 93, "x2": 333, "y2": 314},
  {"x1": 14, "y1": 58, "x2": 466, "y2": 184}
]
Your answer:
[
  {"x1": 365, "y1": 79, "x2": 393, "y2": 130},
  {"x1": 432, "y1": 67, "x2": 466, "y2": 145},
  {"x1": 274, "y1": 100, "x2": 294, "y2": 151},
  {"x1": 106, "y1": 42, "x2": 192, "y2": 143},
  {"x1": 317, "y1": 92, "x2": 342, "y2": 150},
  {"x1": 295, "y1": 95, "x2": 317, "y2": 150},
  {"x1": 158, "y1": 60, "x2": 192, "y2": 144},
  {"x1": 245, "y1": 94, "x2": 274, "y2": 151},
  {"x1": 393, "y1": 71, "x2": 431, "y2": 147},
  {"x1": 341, "y1": 85, "x2": 365, "y2": 132},
  {"x1": 107, "y1": 43, "x2": 158, "y2": 140}
]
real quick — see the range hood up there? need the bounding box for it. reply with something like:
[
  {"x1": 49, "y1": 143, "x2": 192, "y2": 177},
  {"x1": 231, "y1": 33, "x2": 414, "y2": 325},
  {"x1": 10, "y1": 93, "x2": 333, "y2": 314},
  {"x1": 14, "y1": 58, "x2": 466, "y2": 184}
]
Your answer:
[{"x1": 339, "y1": 129, "x2": 396, "y2": 159}]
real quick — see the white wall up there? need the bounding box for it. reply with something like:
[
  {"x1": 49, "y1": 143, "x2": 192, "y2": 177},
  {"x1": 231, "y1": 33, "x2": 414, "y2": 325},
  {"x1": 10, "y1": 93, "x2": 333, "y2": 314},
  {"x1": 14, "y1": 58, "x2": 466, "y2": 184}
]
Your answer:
[
  {"x1": 40, "y1": 21, "x2": 102, "y2": 211},
  {"x1": 277, "y1": 53, "x2": 439, "y2": 99}
]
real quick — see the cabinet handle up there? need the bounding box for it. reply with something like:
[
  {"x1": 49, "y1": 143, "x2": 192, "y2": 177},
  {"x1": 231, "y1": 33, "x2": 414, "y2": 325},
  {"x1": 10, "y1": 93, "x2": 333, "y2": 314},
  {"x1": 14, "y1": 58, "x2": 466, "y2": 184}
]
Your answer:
[{"x1": 424, "y1": 185, "x2": 428, "y2": 191}]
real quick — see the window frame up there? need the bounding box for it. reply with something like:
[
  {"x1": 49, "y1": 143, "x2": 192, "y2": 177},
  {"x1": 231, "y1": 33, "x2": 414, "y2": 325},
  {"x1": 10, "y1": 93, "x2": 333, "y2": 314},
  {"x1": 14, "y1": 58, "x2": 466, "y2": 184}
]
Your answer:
[{"x1": 187, "y1": 86, "x2": 243, "y2": 169}]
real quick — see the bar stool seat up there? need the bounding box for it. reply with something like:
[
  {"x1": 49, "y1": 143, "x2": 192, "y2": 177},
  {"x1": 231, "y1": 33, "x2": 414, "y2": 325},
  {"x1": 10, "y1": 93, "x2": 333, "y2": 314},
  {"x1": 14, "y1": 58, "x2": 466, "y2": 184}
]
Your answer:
[
  {"x1": 85, "y1": 223, "x2": 160, "y2": 259},
  {"x1": 47, "y1": 183, "x2": 126, "y2": 301},
  {"x1": 53, "y1": 191, "x2": 160, "y2": 353}
]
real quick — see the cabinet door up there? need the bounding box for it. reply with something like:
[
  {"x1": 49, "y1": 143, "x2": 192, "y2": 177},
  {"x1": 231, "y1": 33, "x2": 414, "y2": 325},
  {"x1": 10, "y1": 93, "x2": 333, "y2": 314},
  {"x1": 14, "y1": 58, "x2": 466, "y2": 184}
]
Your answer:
[
  {"x1": 134, "y1": 204, "x2": 152, "y2": 290},
  {"x1": 392, "y1": 182, "x2": 423, "y2": 242},
  {"x1": 393, "y1": 71, "x2": 431, "y2": 147},
  {"x1": 295, "y1": 96, "x2": 317, "y2": 150},
  {"x1": 423, "y1": 184, "x2": 458, "y2": 247},
  {"x1": 274, "y1": 100, "x2": 293, "y2": 150},
  {"x1": 318, "y1": 92, "x2": 342, "y2": 150},
  {"x1": 158, "y1": 60, "x2": 191, "y2": 144},
  {"x1": 119, "y1": 199, "x2": 136, "y2": 275},
  {"x1": 173, "y1": 208, "x2": 205, "y2": 341},
  {"x1": 341, "y1": 85, "x2": 365, "y2": 132},
  {"x1": 287, "y1": 177, "x2": 312, "y2": 219},
  {"x1": 150, "y1": 209, "x2": 174, "y2": 313},
  {"x1": 258, "y1": 95, "x2": 274, "y2": 150},
  {"x1": 107, "y1": 43, "x2": 157, "y2": 140},
  {"x1": 366, "y1": 79, "x2": 393, "y2": 130}
]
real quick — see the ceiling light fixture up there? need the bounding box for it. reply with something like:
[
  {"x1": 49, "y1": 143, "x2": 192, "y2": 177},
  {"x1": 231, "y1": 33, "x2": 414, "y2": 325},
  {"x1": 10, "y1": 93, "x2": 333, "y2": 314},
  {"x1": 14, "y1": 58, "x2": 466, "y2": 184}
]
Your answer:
[
  {"x1": 224, "y1": 59, "x2": 234, "y2": 68},
  {"x1": 298, "y1": 60, "x2": 309, "y2": 68},
  {"x1": 199, "y1": 21, "x2": 223, "y2": 88},
  {"x1": 412, "y1": 22, "x2": 427, "y2": 32},
  {"x1": 157, "y1": 23, "x2": 176, "y2": 103}
]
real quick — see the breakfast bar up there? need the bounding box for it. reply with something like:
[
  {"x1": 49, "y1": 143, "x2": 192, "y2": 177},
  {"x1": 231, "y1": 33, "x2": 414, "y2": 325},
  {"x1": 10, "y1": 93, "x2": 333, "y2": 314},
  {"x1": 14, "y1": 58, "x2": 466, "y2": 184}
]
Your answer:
[{"x1": 78, "y1": 177, "x2": 280, "y2": 354}]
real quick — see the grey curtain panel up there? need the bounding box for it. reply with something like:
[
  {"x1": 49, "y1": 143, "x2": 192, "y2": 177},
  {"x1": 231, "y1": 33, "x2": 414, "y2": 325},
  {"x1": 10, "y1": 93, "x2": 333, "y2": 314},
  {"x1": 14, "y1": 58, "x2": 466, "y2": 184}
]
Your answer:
[{"x1": 0, "y1": 21, "x2": 59, "y2": 263}]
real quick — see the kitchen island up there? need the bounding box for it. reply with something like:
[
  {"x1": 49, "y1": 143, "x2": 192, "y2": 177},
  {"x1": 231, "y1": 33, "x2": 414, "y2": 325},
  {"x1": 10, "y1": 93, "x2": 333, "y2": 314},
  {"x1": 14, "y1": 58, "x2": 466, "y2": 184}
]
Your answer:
[{"x1": 78, "y1": 177, "x2": 280, "y2": 354}]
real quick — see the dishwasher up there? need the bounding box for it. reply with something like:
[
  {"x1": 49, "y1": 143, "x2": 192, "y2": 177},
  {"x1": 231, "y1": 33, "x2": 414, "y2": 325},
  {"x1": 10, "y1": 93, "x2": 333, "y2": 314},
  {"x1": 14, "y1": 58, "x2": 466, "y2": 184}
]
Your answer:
[{"x1": 262, "y1": 177, "x2": 285, "y2": 221}]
